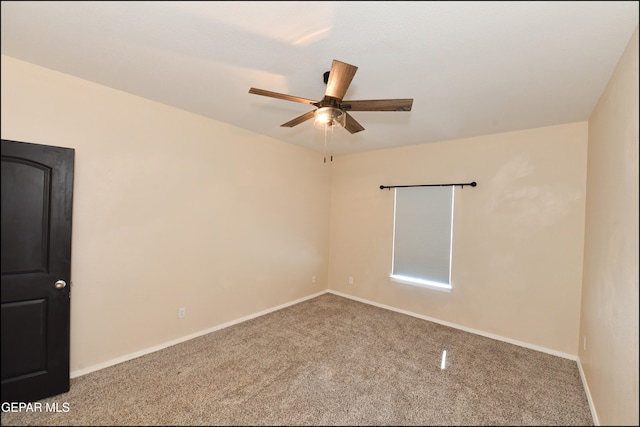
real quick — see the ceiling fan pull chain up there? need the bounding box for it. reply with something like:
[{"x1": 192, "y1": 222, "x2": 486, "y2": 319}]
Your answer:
[
  {"x1": 324, "y1": 123, "x2": 328, "y2": 163},
  {"x1": 330, "y1": 125, "x2": 334, "y2": 162}
]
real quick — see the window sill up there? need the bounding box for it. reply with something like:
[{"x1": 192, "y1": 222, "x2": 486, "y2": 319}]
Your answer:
[{"x1": 389, "y1": 275, "x2": 452, "y2": 293}]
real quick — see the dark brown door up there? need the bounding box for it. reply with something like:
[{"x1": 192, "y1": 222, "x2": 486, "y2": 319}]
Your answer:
[{"x1": 1, "y1": 139, "x2": 74, "y2": 403}]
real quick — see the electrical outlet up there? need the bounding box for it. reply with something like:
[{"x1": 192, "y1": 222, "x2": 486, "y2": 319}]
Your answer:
[
  {"x1": 312, "y1": 275, "x2": 317, "y2": 284},
  {"x1": 348, "y1": 276, "x2": 353, "y2": 285},
  {"x1": 178, "y1": 308, "x2": 186, "y2": 319}
]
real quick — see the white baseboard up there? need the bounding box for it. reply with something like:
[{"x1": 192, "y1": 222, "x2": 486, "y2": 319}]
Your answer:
[
  {"x1": 327, "y1": 289, "x2": 578, "y2": 361},
  {"x1": 73, "y1": 288, "x2": 576, "y2": 376},
  {"x1": 577, "y1": 357, "x2": 599, "y2": 425},
  {"x1": 70, "y1": 290, "x2": 326, "y2": 378},
  {"x1": 71, "y1": 288, "x2": 595, "y2": 425}
]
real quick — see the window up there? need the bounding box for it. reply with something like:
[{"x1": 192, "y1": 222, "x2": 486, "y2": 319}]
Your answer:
[{"x1": 390, "y1": 186, "x2": 454, "y2": 292}]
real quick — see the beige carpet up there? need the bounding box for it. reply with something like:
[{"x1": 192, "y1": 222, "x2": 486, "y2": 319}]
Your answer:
[{"x1": 0, "y1": 293, "x2": 593, "y2": 426}]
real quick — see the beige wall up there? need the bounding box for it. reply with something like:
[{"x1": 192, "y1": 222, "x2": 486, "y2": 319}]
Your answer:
[
  {"x1": 328, "y1": 122, "x2": 588, "y2": 356},
  {"x1": 581, "y1": 27, "x2": 639, "y2": 426},
  {"x1": 1, "y1": 55, "x2": 332, "y2": 375}
]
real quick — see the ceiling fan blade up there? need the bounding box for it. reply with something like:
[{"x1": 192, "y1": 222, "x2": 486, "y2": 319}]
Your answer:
[
  {"x1": 281, "y1": 110, "x2": 316, "y2": 127},
  {"x1": 249, "y1": 88, "x2": 318, "y2": 105},
  {"x1": 344, "y1": 112, "x2": 365, "y2": 134},
  {"x1": 325, "y1": 60, "x2": 358, "y2": 100},
  {"x1": 343, "y1": 98, "x2": 413, "y2": 111}
]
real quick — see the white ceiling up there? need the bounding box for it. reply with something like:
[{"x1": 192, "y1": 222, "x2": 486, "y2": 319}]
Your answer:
[{"x1": 1, "y1": 1, "x2": 638, "y2": 155}]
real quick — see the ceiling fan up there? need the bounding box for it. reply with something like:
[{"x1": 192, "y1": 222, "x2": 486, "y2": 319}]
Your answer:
[{"x1": 249, "y1": 59, "x2": 413, "y2": 134}]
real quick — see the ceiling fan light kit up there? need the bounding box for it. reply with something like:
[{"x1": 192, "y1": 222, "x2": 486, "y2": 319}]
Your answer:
[
  {"x1": 314, "y1": 107, "x2": 346, "y2": 129},
  {"x1": 249, "y1": 59, "x2": 413, "y2": 135}
]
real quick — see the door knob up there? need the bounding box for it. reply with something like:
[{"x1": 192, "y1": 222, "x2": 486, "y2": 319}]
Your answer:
[{"x1": 54, "y1": 280, "x2": 67, "y2": 290}]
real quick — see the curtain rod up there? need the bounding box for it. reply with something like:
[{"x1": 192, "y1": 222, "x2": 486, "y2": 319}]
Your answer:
[{"x1": 379, "y1": 181, "x2": 476, "y2": 190}]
